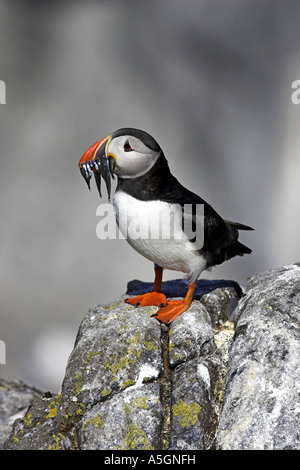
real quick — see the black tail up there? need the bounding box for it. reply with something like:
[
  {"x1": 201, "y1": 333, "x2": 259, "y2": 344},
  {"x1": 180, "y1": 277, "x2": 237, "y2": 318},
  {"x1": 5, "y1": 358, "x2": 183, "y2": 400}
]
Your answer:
[
  {"x1": 212, "y1": 241, "x2": 252, "y2": 267},
  {"x1": 224, "y1": 220, "x2": 254, "y2": 231}
]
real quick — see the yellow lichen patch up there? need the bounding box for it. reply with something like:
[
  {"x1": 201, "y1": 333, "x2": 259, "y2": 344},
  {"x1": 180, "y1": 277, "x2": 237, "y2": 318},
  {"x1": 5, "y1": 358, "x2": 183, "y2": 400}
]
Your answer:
[
  {"x1": 74, "y1": 371, "x2": 83, "y2": 394},
  {"x1": 124, "y1": 404, "x2": 132, "y2": 415},
  {"x1": 85, "y1": 351, "x2": 101, "y2": 365},
  {"x1": 48, "y1": 433, "x2": 65, "y2": 450},
  {"x1": 103, "y1": 301, "x2": 123, "y2": 311},
  {"x1": 121, "y1": 379, "x2": 136, "y2": 389},
  {"x1": 106, "y1": 332, "x2": 143, "y2": 380},
  {"x1": 75, "y1": 402, "x2": 86, "y2": 416},
  {"x1": 131, "y1": 396, "x2": 148, "y2": 410},
  {"x1": 117, "y1": 423, "x2": 154, "y2": 450},
  {"x1": 24, "y1": 413, "x2": 33, "y2": 426},
  {"x1": 143, "y1": 340, "x2": 158, "y2": 351},
  {"x1": 46, "y1": 395, "x2": 62, "y2": 419},
  {"x1": 127, "y1": 332, "x2": 141, "y2": 346},
  {"x1": 46, "y1": 403, "x2": 57, "y2": 419},
  {"x1": 172, "y1": 400, "x2": 201, "y2": 427},
  {"x1": 123, "y1": 395, "x2": 149, "y2": 417},
  {"x1": 82, "y1": 412, "x2": 104, "y2": 431},
  {"x1": 111, "y1": 354, "x2": 134, "y2": 375}
]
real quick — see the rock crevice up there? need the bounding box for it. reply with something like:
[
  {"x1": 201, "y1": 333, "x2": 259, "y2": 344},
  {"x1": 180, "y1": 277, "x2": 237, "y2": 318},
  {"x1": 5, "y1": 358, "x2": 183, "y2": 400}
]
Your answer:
[{"x1": 158, "y1": 324, "x2": 172, "y2": 450}]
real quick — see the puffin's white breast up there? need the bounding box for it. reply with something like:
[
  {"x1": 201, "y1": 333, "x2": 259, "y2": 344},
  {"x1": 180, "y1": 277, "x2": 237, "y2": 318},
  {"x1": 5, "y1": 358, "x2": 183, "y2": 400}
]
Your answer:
[{"x1": 113, "y1": 191, "x2": 206, "y2": 281}]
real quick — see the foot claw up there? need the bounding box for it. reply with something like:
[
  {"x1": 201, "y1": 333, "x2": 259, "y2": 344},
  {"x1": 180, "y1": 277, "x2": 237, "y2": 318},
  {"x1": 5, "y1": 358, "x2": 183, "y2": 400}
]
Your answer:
[{"x1": 152, "y1": 300, "x2": 191, "y2": 324}]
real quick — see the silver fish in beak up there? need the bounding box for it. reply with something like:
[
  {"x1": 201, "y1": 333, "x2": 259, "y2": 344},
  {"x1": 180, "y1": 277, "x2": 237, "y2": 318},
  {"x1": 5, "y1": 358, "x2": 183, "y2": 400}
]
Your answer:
[{"x1": 78, "y1": 135, "x2": 115, "y2": 201}]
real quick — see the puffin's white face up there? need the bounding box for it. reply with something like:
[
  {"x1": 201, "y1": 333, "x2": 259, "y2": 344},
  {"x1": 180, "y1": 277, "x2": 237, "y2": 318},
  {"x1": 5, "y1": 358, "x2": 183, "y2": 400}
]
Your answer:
[
  {"x1": 107, "y1": 135, "x2": 160, "y2": 179},
  {"x1": 79, "y1": 128, "x2": 161, "y2": 199}
]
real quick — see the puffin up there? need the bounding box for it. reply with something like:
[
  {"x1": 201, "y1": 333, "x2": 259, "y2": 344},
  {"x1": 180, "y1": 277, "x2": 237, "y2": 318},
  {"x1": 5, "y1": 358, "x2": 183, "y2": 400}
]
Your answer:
[{"x1": 78, "y1": 128, "x2": 253, "y2": 324}]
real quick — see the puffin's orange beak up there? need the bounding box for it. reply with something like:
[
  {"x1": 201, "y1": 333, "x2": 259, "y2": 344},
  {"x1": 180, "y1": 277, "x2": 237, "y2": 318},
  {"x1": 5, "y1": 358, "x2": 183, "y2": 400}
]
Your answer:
[{"x1": 78, "y1": 135, "x2": 115, "y2": 200}]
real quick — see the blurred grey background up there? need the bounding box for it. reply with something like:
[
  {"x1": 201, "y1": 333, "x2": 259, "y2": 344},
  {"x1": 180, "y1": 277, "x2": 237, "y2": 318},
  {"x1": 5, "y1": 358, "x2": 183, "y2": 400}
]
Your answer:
[{"x1": 1, "y1": 0, "x2": 300, "y2": 392}]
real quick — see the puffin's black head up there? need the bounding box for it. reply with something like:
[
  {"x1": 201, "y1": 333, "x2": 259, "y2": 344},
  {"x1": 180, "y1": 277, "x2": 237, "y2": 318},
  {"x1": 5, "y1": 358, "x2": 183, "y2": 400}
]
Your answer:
[{"x1": 78, "y1": 128, "x2": 162, "y2": 200}]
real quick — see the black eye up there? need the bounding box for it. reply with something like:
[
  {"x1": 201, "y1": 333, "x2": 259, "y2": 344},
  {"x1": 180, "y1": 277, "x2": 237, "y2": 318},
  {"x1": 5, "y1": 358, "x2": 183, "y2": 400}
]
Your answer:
[{"x1": 124, "y1": 140, "x2": 133, "y2": 152}]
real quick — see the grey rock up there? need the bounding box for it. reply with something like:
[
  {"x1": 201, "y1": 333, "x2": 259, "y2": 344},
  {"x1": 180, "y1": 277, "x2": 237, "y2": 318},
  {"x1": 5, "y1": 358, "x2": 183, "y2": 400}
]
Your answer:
[
  {"x1": 0, "y1": 379, "x2": 42, "y2": 449},
  {"x1": 215, "y1": 264, "x2": 300, "y2": 450},
  {"x1": 58, "y1": 296, "x2": 162, "y2": 421},
  {"x1": 78, "y1": 382, "x2": 162, "y2": 450},
  {"x1": 3, "y1": 267, "x2": 300, "y2": 450},
  {"x1": 2, "y1": 393, "x2": 72, "y2": 450},
  {"x1": 3, "y1": 278, "x2": 235, "y2": 450},
  {"x1": 168, "y1": 305, "x2": 214, "y2": 367},
  {"x1": 170, "y1": 359, "x2": 214, "y2": 450},
  {"x1": 168, "y1": 304, "x2": 233, "y2": 450}
]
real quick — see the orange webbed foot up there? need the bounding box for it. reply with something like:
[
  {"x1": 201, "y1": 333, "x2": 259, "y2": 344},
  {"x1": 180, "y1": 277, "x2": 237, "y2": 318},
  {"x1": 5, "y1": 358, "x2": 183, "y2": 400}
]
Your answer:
[
  {"x1": 151, "y1": 281, "x2": 197, "y2": 324},
  {"x1": 125, "y1": 291, "x2": 168, "y2": 308},
  {"x1": 151, "y1": 300, "x2": 190, "y2": 324}
]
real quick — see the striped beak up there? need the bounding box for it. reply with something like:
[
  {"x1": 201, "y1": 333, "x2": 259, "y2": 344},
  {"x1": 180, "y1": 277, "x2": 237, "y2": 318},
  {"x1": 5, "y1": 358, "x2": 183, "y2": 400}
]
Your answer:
[{"x1": 78, "y1": 135, "x2": 115, "y2": 201}]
